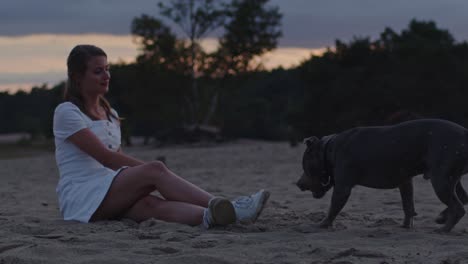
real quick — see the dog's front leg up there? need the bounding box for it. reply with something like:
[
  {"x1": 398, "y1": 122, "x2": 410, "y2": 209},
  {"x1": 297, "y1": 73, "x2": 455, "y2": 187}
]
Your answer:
[
  {"x1": 399, "y1": 179, "x2": 417, "y2": 228},
  {"x1": 320, "y1": 186, "x2": 351, "y2": 228}
]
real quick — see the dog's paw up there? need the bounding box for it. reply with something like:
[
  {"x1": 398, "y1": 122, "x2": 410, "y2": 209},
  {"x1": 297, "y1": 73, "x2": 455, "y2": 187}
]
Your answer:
[
  {"x1": 435, "y1": 209, "x2": 448, "y2": 224},
  {"x1": 435, "y1": 217, "x2": 447, "y2": 225},
  {"x1": 401, "y1": 217, "x2": 414, "y2": 229},
  {"x1": 318, "y1": 220, "x2": 333, "y2": 229}
]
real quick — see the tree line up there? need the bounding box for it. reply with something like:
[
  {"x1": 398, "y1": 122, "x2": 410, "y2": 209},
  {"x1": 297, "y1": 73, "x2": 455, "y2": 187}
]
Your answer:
[{"x1": 1, "y1": 1, "x2": 468, "y2": 145}]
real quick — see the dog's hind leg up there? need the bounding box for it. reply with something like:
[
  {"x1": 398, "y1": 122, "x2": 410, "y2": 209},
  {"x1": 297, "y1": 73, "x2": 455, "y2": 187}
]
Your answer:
[
  {"x1": 431, "y1": 171, "x2": 465, "y2": 232},
  {"x1": 456, "y1": 182, "x2": 468, "y2": 204},
  {"x1": 435, "y1": 208, "x2": 448, "y2": 225},
  {"x1": 399, "y1": 179, "x2": 417, "y2": 228},
  {"x1": 434, "y1": 176, "x2": 467, "y2": 224}
]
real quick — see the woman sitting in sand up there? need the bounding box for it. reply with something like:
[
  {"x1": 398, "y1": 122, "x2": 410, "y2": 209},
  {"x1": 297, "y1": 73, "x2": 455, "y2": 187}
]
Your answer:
[{"x1": 53, "y1": 44, "x2": 270, "y2": 228}]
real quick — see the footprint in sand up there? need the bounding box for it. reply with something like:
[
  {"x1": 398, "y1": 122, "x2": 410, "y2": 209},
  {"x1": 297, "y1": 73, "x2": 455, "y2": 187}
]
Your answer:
[
  {"x1": 368, "y1": 218, "x2": 400, "y2": 227},
  {"x1": 161, "y1": 232, "x2": 198, "y2": 242},
  {"x1": 71, "y1": 247, "x2": 103, "y2": 255},
  {"x1": 162, "y1": 255, "x2": 234, "y2": 264},
  {"x1": 11, "y1": 223, "x2": 55, "y2": 236},
  {"x1": 362, "y1": 229, "x2": 393, "y2": 239},
  {"x1": 191, "y1": 239, "x2": 218, "y2": 249},
  {"x1": 329, "y1": 248, "x2": 388, "y2": 261},
  {"x1": 304, "y1": 212, "x2": 327, "y2": 222},
  {"x1": 133, "y1": 246, "x2": 179, "y2": 256},
  {"x1": 0, "y1": 243, "x2": 35, "y2": 254},
  {"x1": 33, "y1": 234, "x2": 64, "y2": 239},
  {"x1": 151, "y1": 246, "x2": 179, "y2": 255},
  {"x1": 269, "y1": 200, "x2": 289, "y2": 209},
  {"x1": 292, "y1": 224, "x2": 322, "y2": 234},
  {"x1": 439, "y1": 252, "x2": 468, "y2": 264},
  {"x1": 135, "y1": 232, "x2": 161, "y2": 240}
]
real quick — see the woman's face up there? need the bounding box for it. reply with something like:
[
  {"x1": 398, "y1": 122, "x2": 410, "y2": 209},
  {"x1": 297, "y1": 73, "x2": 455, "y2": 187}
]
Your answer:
[{"x1": 79, "y1": 55, "x2": 110, "y2": 96}]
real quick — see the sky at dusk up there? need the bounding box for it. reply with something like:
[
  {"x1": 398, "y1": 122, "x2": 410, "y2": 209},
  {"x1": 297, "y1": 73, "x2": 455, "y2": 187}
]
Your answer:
[{"x1": 1, "y1": 0, "x2": 468, "y2": 93}]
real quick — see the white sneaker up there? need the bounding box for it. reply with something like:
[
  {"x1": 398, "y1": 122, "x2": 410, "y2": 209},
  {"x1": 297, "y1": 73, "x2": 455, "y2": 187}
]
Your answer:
[
  {"x1": 232, "y1": 189, "x2": 270, "y2": 223},
  {"x1": 203, "y1": 197, "x2": 236, "y2": 228}
]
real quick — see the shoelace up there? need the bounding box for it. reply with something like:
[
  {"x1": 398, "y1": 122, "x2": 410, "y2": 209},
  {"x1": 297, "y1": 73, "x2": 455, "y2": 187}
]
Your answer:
[{"x1": 233, "y1": 196, "x2": 253, "y2": 209}]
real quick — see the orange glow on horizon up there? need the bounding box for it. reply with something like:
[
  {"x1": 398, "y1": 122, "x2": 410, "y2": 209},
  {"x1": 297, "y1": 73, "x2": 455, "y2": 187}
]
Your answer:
[{"x1": 0, "y1": 34, "x2": 326, "y2": 93}]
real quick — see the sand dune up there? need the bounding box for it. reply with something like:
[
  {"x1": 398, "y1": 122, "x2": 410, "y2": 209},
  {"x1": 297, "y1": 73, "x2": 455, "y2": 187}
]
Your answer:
[{"x1": 1, "y1": 141, "x2": 467, "y2": 263}]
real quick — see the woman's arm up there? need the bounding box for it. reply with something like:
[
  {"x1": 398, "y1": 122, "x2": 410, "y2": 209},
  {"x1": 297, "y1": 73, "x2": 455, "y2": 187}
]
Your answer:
[{"x1": 68, "y1": 128, "x2": 144, "y2": 170}]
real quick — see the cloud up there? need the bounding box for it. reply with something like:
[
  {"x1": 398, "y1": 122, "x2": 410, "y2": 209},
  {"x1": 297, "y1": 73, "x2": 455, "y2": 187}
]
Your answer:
[
  {"x1": 3, "y1": 1, "x2": 467, "y2": 93},
  {"x1": 2, "y1": 0, "x2": 468, "y2": 47},
  {"x1": 0, "y1": 34, "x2": 139, "y2": 93},
  {"x1": 0, "y1": 34, "x2": 138, "y2": 73},
  {"x1": 274, "y1": 0, "x2": 468, "y2": 47},
  {"x1": 0, "y1": 0, "x2": 157, "y2": 35},
  {"x1": 0, "y1": 34, "x2": 322, "y2": 93}
]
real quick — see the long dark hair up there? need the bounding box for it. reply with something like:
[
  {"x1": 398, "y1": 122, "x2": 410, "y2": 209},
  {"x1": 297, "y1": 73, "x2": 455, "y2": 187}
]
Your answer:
[{"x1": 64, "y1": 44, "x2": 117, "y2": 121}]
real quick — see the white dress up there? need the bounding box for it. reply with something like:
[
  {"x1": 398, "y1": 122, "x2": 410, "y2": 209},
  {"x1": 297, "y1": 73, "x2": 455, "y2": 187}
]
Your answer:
[{"x1": 53, "y1": 102, "x2": 125, "y2": 222}]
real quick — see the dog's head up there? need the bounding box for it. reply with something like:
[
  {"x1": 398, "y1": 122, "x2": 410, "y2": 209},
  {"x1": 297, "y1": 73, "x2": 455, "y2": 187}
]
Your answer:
[{"x1": 296, "y1": 136, "x2": 332, "y2": 198}]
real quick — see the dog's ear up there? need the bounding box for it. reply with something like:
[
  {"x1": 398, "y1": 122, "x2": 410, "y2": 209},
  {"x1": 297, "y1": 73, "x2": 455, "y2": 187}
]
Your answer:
[{"x1": 303, "y1": 136, "x2": 320, "y2": 148}]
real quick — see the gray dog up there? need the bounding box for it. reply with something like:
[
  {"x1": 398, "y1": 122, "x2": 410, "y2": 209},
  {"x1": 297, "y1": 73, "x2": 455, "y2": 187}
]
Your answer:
[{"x1": 296, "y1": 119, "x2": 468, "y2": 232}]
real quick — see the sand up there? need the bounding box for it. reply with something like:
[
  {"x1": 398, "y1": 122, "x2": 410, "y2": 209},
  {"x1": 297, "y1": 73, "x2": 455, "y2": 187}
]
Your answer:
[{"x1": 1, "y1": 140, "x2": 468, "y2": 264}]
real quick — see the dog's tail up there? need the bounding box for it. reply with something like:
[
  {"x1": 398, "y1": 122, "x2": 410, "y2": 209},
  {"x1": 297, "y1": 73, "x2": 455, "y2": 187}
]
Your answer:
[{"x1": 459, "y1": 129, "x2": 468, "y2": 175}]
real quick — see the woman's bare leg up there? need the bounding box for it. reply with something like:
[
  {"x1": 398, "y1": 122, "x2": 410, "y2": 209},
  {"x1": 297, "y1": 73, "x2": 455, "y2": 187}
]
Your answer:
[
  {"x1": 91, "y1": 161, "x2": 213, "y2": 221},
  {"x1": 122, "y1": 195, "x2": 205, "y2": 225}
]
